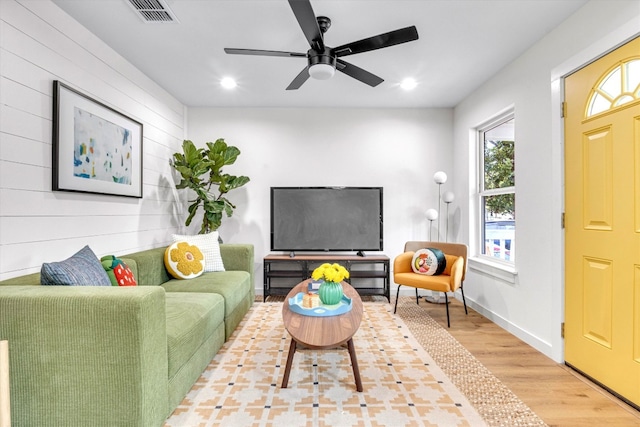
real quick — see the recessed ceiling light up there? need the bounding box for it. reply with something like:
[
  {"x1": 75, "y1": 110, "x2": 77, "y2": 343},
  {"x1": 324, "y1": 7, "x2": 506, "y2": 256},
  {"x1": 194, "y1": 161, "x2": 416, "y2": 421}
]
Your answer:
[
  {"x1": 400, "y1": 78, "x2": 417, "y2": 91},
  {"x1": 220, "y1": 77, "x2": 237, "y2": 89}
]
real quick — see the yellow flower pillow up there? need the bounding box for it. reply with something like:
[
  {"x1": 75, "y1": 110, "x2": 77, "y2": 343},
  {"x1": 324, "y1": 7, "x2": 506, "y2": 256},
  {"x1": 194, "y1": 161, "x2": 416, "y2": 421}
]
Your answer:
[{"x1": 164, "y1": 241, "x2": 206, "y2": 280}]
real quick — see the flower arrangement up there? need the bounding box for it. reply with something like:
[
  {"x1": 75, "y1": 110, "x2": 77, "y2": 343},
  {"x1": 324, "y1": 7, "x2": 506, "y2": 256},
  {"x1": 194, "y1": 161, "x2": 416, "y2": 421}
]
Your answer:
[{"x1": 311, "y1": 263, "x2": 350, "y2": 283}]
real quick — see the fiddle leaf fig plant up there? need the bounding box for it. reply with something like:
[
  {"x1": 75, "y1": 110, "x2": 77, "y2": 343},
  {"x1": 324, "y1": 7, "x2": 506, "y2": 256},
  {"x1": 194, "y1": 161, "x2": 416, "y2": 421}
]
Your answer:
[{"x1": 170, "y1": 139, "x2": 250, "y2": 234}]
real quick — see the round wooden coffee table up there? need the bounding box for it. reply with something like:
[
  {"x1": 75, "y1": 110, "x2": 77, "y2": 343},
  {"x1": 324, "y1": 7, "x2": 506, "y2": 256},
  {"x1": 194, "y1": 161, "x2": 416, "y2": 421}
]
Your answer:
[{"x1": 281, "y1": 279, "x2": 364, "y2": 391}]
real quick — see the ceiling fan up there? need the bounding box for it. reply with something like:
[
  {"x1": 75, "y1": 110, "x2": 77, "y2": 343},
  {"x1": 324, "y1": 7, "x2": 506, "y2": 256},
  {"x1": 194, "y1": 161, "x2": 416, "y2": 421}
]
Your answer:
[{"x1": 224, "y1": 0, "x2": 419, "y2": 90}]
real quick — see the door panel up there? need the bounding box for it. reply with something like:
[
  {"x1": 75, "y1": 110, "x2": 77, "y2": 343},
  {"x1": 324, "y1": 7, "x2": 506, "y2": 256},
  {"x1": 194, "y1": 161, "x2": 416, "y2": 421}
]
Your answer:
[
  {"x1": 635, "y1": 265, "x2": 640, "y2": 362},
  {"x1": 565, "y1": 35, "x2": 640, "y2": 406},
  {"x1": 582, "y1": 256, "x2": 612, "y2": 348},
  {"x1": 582, "y1": 127, "x2": 613, "y2": 230}
]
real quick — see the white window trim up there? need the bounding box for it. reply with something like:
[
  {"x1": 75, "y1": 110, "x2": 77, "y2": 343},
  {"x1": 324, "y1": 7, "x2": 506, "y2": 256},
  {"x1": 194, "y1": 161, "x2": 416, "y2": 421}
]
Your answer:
[
  {"x1": 468, "y1": 256, "x2": 518, "y2": 284},
  {"x1": 475, "y1": 109, "x2": 516, "y2": 270}
]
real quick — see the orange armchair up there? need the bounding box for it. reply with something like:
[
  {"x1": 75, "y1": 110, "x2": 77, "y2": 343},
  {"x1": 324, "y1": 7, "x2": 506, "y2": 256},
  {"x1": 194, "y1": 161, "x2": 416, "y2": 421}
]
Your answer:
[{"x1": 393, "y1": 241, "x2": 468, "y2": 327}]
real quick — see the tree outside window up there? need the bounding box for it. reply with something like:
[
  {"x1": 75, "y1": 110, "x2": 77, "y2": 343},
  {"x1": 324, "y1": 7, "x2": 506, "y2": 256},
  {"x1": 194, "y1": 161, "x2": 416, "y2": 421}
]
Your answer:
[{"x1": 479, "y1": 115, "x2": 515, "y2": 262}]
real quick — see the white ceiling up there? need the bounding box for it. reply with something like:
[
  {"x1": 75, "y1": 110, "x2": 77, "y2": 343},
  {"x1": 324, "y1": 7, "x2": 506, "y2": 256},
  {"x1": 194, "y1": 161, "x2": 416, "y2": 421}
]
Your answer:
[{"x1": 52, "y1": 0, "x2": 589, "y2": 108}]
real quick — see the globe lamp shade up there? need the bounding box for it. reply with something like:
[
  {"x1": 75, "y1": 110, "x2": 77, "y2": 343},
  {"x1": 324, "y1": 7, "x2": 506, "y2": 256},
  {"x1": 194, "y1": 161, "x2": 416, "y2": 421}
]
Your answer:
[
  {"x1": 433, "y1": 171, "x2": 448, "y2": 184},
  {"x1": 425, "y1": 209, "x2": 439, "y2": 220},
  {"x1": 443, "y1": 191, "x2": 455, "y2": 203}
]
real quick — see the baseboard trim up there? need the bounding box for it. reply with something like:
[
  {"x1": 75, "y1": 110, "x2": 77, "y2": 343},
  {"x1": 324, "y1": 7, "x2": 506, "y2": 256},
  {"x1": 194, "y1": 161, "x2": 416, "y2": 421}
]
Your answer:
[{"x1": 463, "y1": 296, "x2": 554, "y2": 360}]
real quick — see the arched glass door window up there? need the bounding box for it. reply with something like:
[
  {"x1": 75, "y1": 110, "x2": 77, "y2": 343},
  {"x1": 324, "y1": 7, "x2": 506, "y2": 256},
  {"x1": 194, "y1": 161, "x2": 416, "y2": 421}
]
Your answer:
[{"x1": 586, "y1": 58, "x2": 640, "y2": 118}]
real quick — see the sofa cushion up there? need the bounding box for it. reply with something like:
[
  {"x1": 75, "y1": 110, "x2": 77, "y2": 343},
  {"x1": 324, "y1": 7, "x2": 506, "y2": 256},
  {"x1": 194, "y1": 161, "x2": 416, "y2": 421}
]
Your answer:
[
  {"x1": 172, "y1": 232, "x2": 225, "y2": 272},
  {"x1": 162, "y1": 271, "x2": 251, "y2": 320},
  {"x1": 41, "y1": 245, "x2": 112, "y2": 286},
  {"x1": 0, "y1": 272, "x2": 41, "y2": 286},
  {"x1": 121, "y1": 248, "x2": 171, "y2": 286},
  {"x1": 165, "y1": 292, "x2": 225, "y2": 379}
]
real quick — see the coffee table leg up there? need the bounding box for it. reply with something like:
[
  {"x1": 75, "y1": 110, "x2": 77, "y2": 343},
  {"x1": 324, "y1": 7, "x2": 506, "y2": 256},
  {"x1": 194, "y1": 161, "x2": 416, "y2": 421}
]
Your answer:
[
  {"x1": 281, "y1": 338, "x2": 297, "y2": 388},
  {"x1": 347, "y1": 338, "x2": 363, "y2": 392}
]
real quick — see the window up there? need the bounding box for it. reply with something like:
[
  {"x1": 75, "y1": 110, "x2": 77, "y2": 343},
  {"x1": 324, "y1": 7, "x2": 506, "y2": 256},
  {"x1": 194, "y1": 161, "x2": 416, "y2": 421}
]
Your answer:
[
  {"x1": 586, "y1": 58, "x2": 640, "y2": 117},
  {"x1": 478, "y1": 113, "x2": 515, "y2": 262}
]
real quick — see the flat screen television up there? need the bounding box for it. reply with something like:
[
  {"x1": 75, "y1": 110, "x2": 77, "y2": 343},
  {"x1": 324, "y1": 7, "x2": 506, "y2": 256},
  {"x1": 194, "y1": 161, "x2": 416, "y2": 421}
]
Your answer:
[{"x1": 270, "y1": 187, "x2": 383, "y2": 253}]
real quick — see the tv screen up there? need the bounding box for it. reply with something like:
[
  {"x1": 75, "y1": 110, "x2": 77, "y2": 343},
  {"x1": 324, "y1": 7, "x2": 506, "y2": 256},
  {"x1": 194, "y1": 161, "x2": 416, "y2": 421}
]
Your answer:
[{"x1": 270, "y1": 187, "x2": 383, "y2": 253}]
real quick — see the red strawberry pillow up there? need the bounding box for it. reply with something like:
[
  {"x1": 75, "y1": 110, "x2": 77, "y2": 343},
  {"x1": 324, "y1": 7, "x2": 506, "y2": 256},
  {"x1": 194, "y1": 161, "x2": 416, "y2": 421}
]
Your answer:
[{"x1": 101, "y1": 255, "x2": 137, "y2": 286}]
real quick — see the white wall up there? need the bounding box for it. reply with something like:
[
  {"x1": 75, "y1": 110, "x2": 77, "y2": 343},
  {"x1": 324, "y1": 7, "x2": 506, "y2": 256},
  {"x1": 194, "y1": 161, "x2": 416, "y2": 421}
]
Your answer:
[
  {"x1": 187, "y1": 107, "x2": 455, "y2": 289},
  {"x1": 0, "y1": 0, "x2": 186, "y2": 280},
  {"x1": 452, "y1": 0, "x2": 640, "y2": 362}
]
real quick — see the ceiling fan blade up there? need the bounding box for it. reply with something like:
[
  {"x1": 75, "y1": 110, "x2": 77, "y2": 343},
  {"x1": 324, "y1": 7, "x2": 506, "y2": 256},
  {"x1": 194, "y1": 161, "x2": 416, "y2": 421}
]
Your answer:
[
  {"x1": 286, "y1": 67, "x2": 310, "y2": 90},
  {"x1": 224, "y1": 48, "x2": 307, "y2": 58},
  {"x1": 333, "y1": 26, "x2": 419, "y2": 57},
  {"x1": 288, "y1": 0, "x2": 324, "y2": 52},
  {"x1": 336, "y1": 59, "x2": 383, "y2": 87}
]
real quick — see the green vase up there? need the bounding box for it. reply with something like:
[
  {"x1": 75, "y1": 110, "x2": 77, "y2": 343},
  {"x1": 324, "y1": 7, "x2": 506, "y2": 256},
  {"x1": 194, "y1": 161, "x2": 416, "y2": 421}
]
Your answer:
[{"x1": 318, "y1": 281, "x2": 343, "y2": 305}]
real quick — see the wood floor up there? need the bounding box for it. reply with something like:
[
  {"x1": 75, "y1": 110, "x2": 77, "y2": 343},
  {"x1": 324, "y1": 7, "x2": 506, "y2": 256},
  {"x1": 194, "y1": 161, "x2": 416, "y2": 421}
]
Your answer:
[{"x1": 422, "y1": 297, "x2": 640, "y2": 427}]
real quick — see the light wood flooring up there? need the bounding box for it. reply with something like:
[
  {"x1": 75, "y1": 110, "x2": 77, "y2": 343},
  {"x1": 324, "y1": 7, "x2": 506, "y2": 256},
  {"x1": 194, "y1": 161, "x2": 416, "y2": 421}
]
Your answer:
[{"x1": 421, "y1": 297, "x2": 640, "y2": 427}]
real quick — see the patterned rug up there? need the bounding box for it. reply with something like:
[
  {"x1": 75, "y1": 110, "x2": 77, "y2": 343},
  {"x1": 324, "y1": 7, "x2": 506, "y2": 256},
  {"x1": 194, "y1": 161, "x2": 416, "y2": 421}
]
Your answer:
[{"x1": 165, "y1": 301, "x2": 487, "y2": 426}]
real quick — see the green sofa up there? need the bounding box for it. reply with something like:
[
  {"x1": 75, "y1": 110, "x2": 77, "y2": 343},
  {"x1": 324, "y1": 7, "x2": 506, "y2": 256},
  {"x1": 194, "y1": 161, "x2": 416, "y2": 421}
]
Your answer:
[{"x1": 0, "y1": 243, "x2": 254, "y2": 427}]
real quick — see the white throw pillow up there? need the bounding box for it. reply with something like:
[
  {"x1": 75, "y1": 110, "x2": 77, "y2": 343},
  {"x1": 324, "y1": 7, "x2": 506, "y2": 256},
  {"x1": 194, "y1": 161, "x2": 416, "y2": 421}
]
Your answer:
[{"x1": 172, "y1": 231, "x2": 225, "y2": 272}]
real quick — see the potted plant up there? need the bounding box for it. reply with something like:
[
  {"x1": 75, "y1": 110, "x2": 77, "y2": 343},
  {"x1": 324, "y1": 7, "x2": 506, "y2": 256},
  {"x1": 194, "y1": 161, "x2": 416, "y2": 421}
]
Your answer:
[{"x1": 170, "y1": 139, "x2": 250, "y2": 234}]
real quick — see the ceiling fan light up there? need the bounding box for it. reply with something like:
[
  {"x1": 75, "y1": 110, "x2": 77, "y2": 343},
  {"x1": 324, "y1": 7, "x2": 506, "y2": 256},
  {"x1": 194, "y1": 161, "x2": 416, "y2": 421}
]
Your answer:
[{"x1": 308, "y1": 64, "x2": 335, "y2": 80}]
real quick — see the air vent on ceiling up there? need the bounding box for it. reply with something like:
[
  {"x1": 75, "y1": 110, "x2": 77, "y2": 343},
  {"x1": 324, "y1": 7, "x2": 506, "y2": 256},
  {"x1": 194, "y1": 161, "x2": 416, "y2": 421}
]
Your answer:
[{"x1": 126, "y1": 0, "x2": 178, "y2": 23}]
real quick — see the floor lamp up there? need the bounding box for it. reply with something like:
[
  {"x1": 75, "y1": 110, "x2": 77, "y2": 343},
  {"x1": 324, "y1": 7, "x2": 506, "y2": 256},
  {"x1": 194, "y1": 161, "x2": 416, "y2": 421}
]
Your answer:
[
  {"x1": 442, "y1": 191, "x2": 455, "y2": 242},
  {"x1": 425, "y1": 209, "x2": 438, "y2": 240},
  {"x1": 433, "y1": 171, "x2": 447, "y2": 241},
  {"x1": 425, "y1": 171, "x2": 452, "y2": 304}
]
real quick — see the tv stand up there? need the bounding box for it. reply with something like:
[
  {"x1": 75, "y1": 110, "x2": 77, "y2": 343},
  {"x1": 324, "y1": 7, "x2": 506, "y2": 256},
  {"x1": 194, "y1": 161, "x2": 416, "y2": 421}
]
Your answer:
[
  {"x1": 356, "y1": 250, "x2": 366, "y2": 257},
  {"x1": 263, "y1": 254, "x2": 390, "y2": 301}
]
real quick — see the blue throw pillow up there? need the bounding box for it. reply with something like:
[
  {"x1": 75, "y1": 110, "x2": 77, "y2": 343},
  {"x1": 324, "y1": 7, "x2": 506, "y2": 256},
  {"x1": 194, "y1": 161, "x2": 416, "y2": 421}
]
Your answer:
[{"x1": 41, "y1": 245, "x2": 112, "y2": 286}]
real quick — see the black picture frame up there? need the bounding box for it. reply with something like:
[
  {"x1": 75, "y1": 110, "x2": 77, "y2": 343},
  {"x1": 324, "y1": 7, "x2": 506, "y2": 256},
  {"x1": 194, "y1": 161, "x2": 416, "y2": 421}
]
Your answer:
[{"x1": 52, "y1": 80, "x2": 143, "y2": 198}]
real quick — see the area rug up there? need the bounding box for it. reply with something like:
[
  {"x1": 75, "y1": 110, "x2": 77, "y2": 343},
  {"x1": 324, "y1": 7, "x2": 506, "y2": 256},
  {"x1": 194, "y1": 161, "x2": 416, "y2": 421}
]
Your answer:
[
  {"x1": 165, "y1": 302, "x2": 487, "y2": 427},
  {"x1": 395, "y1": 298, "x2": 547, "y2": 427}
]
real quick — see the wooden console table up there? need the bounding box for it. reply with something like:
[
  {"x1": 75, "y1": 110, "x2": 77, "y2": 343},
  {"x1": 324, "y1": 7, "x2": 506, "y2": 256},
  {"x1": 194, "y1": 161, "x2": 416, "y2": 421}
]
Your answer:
[{"x1": 263, "y1": 254, "x2": 390, "y2": 301}]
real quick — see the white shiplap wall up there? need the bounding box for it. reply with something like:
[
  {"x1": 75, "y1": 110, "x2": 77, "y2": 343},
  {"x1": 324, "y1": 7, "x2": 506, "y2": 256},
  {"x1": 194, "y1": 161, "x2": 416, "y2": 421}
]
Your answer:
[{"x1": 0, "y1": 0, "x2": 186, "y2": 280}]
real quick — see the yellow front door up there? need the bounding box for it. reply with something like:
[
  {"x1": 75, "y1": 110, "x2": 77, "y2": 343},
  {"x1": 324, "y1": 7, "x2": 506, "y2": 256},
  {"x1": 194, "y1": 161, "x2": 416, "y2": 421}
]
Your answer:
[{"x1": 565, "y1": 35, "x2": 640, "y2": 406}]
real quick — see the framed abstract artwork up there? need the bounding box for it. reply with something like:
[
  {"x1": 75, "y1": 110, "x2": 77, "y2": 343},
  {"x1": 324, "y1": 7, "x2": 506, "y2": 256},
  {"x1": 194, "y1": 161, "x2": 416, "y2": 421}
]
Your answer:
[{"x1": 52, "y1": 80, "x2": 143, "y2": 198}]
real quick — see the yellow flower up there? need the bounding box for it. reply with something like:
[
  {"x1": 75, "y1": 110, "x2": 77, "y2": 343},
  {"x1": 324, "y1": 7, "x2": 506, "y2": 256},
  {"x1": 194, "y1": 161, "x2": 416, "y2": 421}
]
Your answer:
[
  {"x1": 312, "y1": 262, "x2": 349, "y2": 283},
  {"x1": 170, "y1": 242, "x2": 204, "y2": 276}
]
